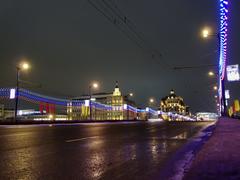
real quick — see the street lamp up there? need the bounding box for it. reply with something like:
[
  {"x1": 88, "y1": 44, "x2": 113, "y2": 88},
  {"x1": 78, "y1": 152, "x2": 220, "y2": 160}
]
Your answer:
[
  {"x1": 125, "y1": 92, "x2": 134, "y2": 120},
  {"x1": 14, "y1": 61, "x2": 30, "y2": 123},
  {"x1": 149, "y1": 98, "x2": 154, "y2": 103},
  {"x1": 201, "y1": 27, "x2": 227, "y2": 116},
  {"x1": 208, "y1": 71, "x2": 215, "y2": 77},
  {"x1": 201, "y1": 27, "x2": 216, "y2": 39},
  {"x1": 202, "y1": 28, "x2": 210, "y2": 38},
  {"x1": 89, "y1": 82, "x2": 99, "y2": 120},
  {"x1": 213, "y1": 85, "x2": 218, "y2": 91}
]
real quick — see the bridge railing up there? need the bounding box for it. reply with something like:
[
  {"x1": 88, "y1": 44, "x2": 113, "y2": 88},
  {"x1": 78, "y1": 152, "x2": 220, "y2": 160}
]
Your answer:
[{"x1": 0, "y1": 88, "x2": 194, "y2": 121}]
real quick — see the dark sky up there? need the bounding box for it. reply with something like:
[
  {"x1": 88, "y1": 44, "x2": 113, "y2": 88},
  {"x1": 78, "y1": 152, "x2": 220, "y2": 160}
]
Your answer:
[{"x1": 0, "y1": 0, "x2": 239, "y2": 112}]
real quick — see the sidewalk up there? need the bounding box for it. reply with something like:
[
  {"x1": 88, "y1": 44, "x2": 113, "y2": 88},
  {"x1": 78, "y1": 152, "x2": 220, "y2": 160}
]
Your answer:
[{"x1": 185, "y1": 118, "x2": 240, "y2": 180}]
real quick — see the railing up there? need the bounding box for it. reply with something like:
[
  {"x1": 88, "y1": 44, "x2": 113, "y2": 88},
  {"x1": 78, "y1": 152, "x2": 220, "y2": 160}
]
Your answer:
[{"x1": 0, "y1": 88, "x2": 194, "y2": 121}]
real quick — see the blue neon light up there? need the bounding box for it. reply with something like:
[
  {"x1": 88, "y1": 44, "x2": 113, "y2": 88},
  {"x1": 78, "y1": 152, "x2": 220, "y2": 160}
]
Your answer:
[
  {"x1": 218, "y1": 0, "x2": 228, "y2": 104},
  {"x1": 0, "y1": 87, "x2": 193, "y2": 120}
]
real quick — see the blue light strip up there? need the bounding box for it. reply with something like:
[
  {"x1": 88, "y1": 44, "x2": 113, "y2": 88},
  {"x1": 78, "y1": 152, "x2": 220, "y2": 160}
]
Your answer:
[
  {"x1": 92, "y1": 101, "x2": 112, "y2": 110},
  {"x1": 0, "y1": 87, "x2": 194, "y2": 120},
  {"x1": 0, "y1": 88, "x2": 11, "y2": 97},
  {"x1": 218, "y1": 0, "x2": 228, "y2": 101},
  {"x1": 127, "y1": 105, "x2": 138, "y2": 113}
]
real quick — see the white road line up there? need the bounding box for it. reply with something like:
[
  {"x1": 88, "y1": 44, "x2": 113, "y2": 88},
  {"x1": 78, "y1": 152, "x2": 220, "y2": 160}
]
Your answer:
[
  {"x1": 0, "y1": 132, "x2": 32, "y2": 138},
  {"x1": 65, "y1": 136, "x2": 99, "y2": 143}
]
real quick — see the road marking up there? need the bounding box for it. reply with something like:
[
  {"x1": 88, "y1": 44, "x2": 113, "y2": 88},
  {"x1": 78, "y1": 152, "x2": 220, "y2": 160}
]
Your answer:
[
  {"x1": 65, "y1": 136, "x2": 99, "y2": 143},
  {"x1": 0, "y1": 132, "x2": 32, "y2": 138}
]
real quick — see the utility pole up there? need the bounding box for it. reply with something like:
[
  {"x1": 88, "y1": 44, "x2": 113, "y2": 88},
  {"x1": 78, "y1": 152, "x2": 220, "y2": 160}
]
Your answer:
[{"x1": 14, "y1": 67, "x2": 20, "y2": 123}]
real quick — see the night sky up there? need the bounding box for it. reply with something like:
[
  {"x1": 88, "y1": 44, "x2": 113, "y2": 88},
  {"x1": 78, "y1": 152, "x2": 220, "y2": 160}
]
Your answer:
[{"x1": 0, "y1": 0, "x2": 239, "y2": 112}]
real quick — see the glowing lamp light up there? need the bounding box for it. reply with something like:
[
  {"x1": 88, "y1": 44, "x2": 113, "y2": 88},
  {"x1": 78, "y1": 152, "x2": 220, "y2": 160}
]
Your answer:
[
  {"x1": 129, "y1": 93, "x2": 133, "y2": 97},
  {"x1": 22, "y1": 63, "x2": 29, "y2": 70},
  {"x1": 213, "y1": 86, "x2": 218, "y2": 91},
  {"x1": 202, "y1": 29, "x2": 210, "y2": 38},
  {"x1": 208, "y1": 71, "x2": 215, "y2": 77},
  {"x1": 149, "y1": 98, "x2": 154, "y2": 103},
  {"x1": 123, "y1": 104, "x2": 128, "y2": 110},
  {"x1": 19, "y1": 62, "x2": 30, "y2": 71},
  {"x1": 92, "y1": 83, "x2": 98, "y2": 89}
]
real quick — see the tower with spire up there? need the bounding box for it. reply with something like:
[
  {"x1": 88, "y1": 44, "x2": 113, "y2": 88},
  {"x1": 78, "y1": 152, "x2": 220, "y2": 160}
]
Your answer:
[{"x1": 109, "y1": 81, "x2": 124, "y2": 120}]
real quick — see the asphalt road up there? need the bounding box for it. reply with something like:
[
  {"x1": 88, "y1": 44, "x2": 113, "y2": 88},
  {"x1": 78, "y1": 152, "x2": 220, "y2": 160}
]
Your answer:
[{"x1": 0, "y1": 121, "x2": 211, "y2": 180}]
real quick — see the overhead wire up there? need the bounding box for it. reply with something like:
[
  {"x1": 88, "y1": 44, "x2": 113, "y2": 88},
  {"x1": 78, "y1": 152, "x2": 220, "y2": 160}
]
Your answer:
[
  {"x1": 87, "y1": 0, "x2": 147, "y2": 50},
  {"x1": 87, "y1": 0, "x2": 171, "y2": 68}
]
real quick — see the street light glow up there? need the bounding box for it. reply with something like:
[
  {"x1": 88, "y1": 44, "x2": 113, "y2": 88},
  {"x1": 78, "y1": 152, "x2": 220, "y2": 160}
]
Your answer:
[
  {"x1": 19, "y1": 62, "x2": 30, "y2": 71},
  {"x1": 129, "y1": 93, "x2": 133, "y2": 97},
  {"x1": 92, "y1": 82, "x2": 99, "y2": 89},
  {"x1": 213, "y1": 86, "x2": 218, "y2": 91},
  {"x1": 202, "y1": 29, "x2": 210, "y2": 38},
  {"x1": 208, "y1": 71, "x2": 215, "y2": 77},
  {"x1": 149, "y1": 98, "x2": 154, "y2": 103}
]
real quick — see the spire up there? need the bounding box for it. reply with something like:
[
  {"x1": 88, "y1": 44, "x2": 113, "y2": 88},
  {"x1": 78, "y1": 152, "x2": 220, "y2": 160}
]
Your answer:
[
  {"x1": 170, "y1": 89, "x2": 175, "y2": 95},
  {"x1": 115, "y1": 81, "x2": 119, "y2": 88},
  {"x1": 113, "y1": 81, "x2": 121, "y2": 96}
]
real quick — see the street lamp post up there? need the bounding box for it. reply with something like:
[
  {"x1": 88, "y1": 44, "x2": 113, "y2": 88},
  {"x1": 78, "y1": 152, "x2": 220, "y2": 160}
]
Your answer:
[
  {"x1": 148, "y1": 98, "x2": 155, "y2": 119},
  {"x1": 125, "y1": 92, "x2": 134, "y2": 120},
  {"x1": 89, "y1": 82, "x2": 98, "y2": 120},
  {"x1": 14, "y1": 62, "x2": 30, "y2": 123},
  {"x1": 14, "y1": 67, "x2": 20, "y2": 123}
]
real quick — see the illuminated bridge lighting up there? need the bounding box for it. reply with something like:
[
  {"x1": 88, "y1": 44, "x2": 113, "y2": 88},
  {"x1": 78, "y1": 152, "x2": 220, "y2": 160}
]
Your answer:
[
  {"x1": 218, "y1": 0, "x2": 229, "y2": 101},
  {"x1": 0, "y1": 88, "x2": 193, "y2": 120}
]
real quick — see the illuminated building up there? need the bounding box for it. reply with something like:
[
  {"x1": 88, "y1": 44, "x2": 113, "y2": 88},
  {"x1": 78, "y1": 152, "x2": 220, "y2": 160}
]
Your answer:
[
  {"x1": 159, "y1": 90, "x2": 189, "y2": 115},
  {"x1": 67, "y1": 81, "x2": 137, "y2": 120},
  {"x1": 107, "y1": 81, "x2": 123, "y2": 120}
]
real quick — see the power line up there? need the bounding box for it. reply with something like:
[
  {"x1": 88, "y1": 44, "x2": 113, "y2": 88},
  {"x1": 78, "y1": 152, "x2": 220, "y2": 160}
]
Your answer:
[
  {"x1": 87, "y1": 0, "x2": 146, "y2": 50},
  {"x1": 87, "y1": 0, "x2": 169, "y2": 67},
  {"x1": 173, "y1": 64, "x2": 217, "y2": 70},
  {"x1": 107, "y1": 0, "x2": 163, "y2": 57}
]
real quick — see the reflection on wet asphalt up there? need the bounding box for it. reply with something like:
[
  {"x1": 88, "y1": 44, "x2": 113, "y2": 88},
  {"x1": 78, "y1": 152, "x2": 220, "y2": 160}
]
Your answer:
[{"x1": 0, "y1": 121, "x2": 211, "y2": 179}]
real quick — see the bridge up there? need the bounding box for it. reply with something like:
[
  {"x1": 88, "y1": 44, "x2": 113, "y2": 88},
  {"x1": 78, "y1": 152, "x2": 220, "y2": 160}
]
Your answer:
[{"x1": 0, "y1": 88, "x2": 193, "y2": 121}]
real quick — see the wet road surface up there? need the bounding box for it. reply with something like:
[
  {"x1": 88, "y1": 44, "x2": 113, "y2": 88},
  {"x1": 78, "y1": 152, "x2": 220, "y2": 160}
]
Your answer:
[{"x1": 0, "y1": 121, "x2": 211, "y2": 180}]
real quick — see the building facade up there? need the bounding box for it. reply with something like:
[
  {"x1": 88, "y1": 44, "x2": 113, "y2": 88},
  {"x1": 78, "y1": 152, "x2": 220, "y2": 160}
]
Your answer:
[
  {"x1": 160, "y1": 90, "x2": 189, "y2": 119},
  {"x1": 67, "y1": 82, "x2": 137, "y2": 120}
]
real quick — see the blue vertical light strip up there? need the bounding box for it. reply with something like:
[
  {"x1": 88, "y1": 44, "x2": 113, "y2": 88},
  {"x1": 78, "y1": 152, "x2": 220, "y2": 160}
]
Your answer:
[
  {"x1": 218, "y1": 0, "x2": 228, "y2": 110},
  {"x1": 219, "y1": 0, "x2": 228, "y2": 80}
]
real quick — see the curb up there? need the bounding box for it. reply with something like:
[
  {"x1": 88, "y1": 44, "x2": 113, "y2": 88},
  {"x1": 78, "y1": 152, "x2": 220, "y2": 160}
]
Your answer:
[{"x1": 158, "y1": 121, "x2": 217, "y2": 180}]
